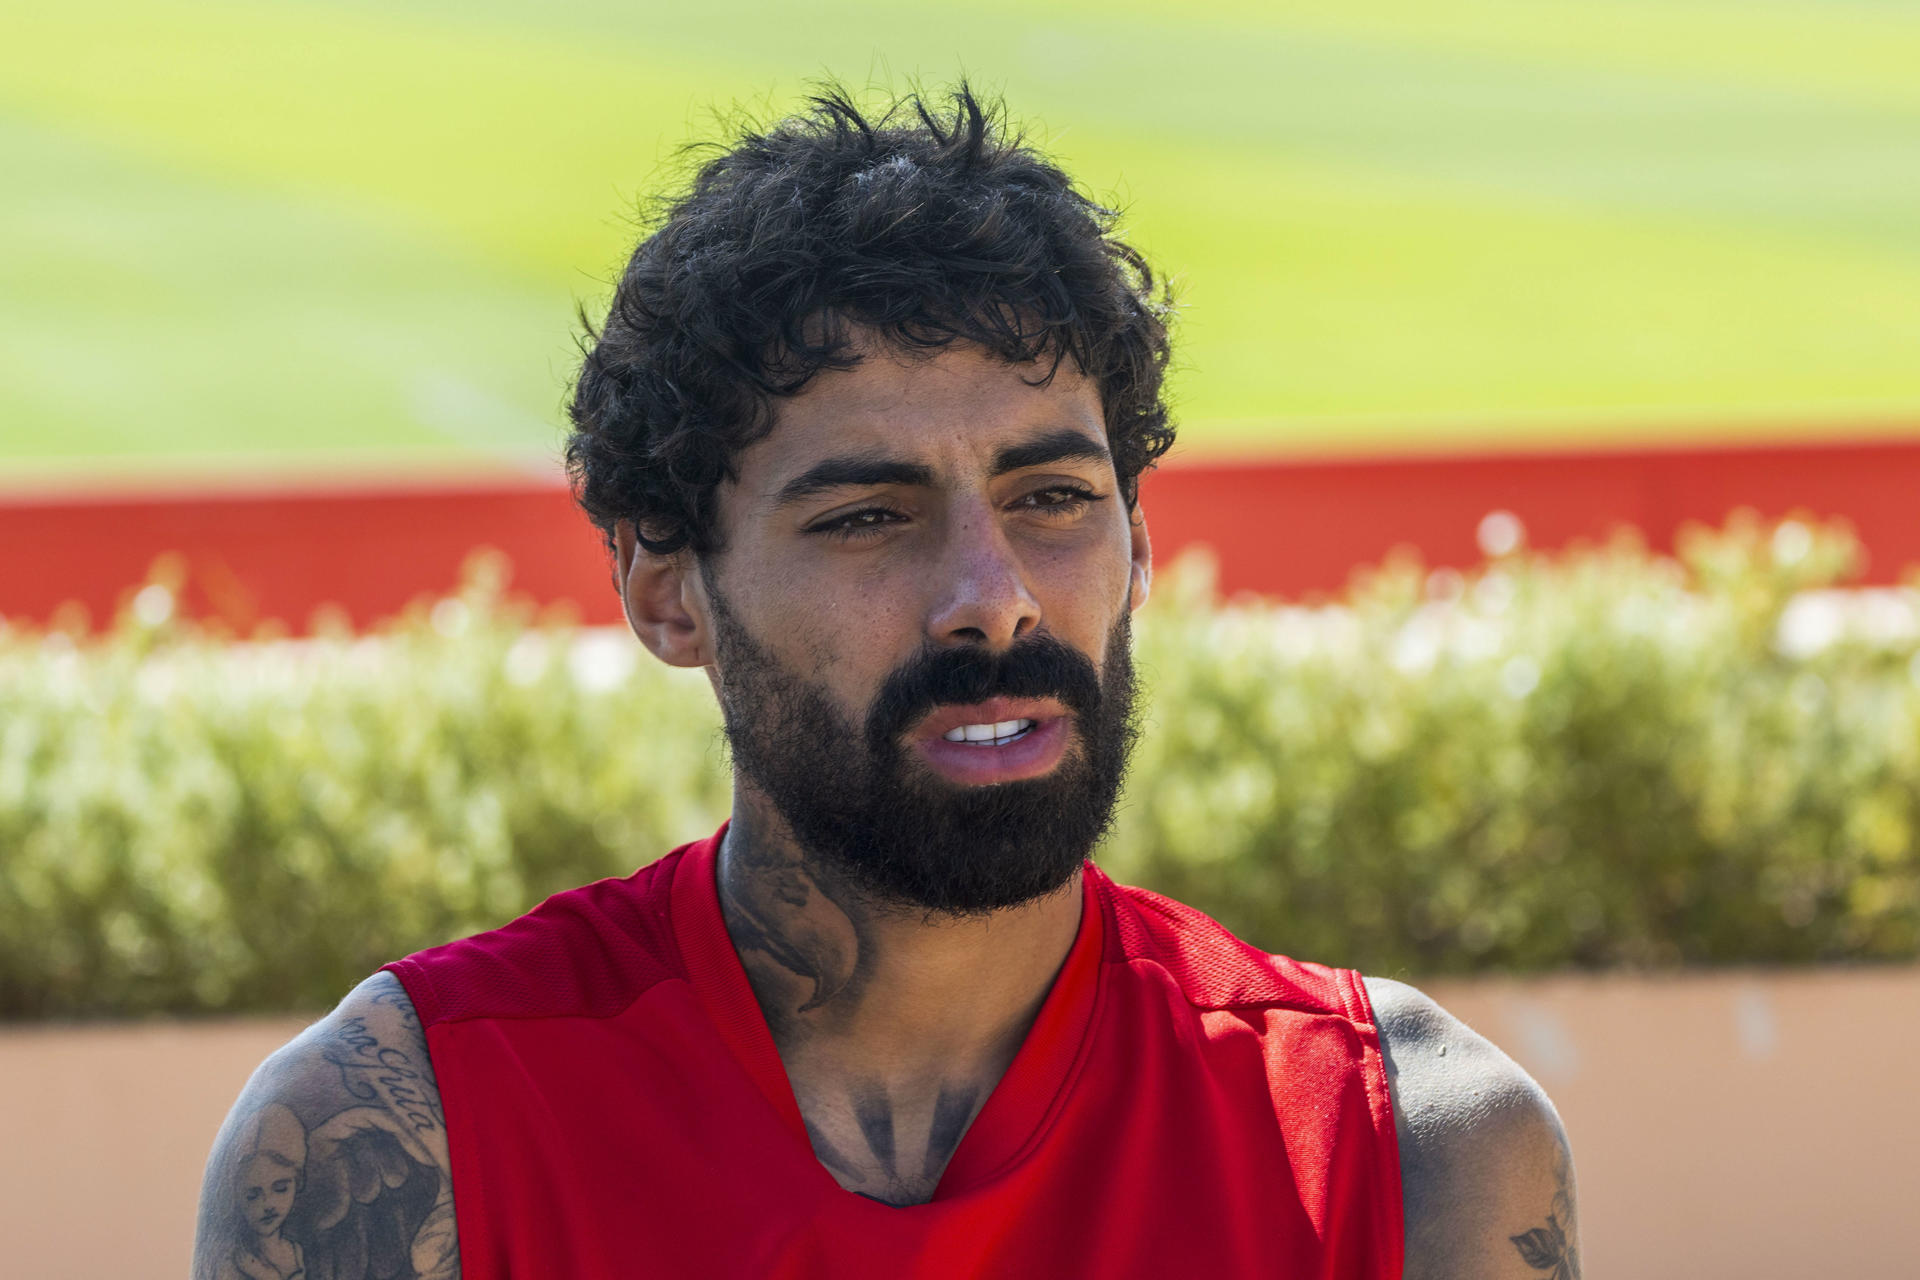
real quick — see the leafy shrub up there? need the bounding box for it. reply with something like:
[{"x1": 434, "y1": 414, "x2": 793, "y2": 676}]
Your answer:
[
  {"x1": 1115, "y1": 515, "x2": 1920, "y2": 976},
  {"x1": 0, "y1": 555, "x2": 730, "y2": 1018},
  {"x1": 2, "y1": 518, "x2": 1917, "y2": 1018}
]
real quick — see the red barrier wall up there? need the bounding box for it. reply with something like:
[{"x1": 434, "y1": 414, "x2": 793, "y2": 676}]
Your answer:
[
  {"x1": 3, "y1": 436, "x2": 1917, "y2": 630},
  {"x1": 1, "y1": 480, "x2": 622, "y2": 631},
  {"x1": 1149, "y1": 435, "x2": 1920, "y2": 599}
]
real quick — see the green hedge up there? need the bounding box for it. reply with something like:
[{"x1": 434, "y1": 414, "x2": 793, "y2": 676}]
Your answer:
[
  {"x1": 4, "y1": 518, "x2": 1918, "y2": 1018},
  {"x1": 1114, "y1": 517, "x2": 1919, "y2": 976}
]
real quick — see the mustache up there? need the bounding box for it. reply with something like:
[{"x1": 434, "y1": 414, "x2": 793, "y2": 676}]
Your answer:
[{"x1": 864, "y1": 631, "x2": 1104, "y2": 752}]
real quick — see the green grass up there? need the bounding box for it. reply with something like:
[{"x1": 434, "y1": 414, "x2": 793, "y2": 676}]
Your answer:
[{"x1": 4, "y1": 0, "x2": 1918, "y2": 481}]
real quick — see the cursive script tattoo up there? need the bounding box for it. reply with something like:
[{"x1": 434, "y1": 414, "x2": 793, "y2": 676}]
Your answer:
[{"x1": 323, "y1": 1014, "x2": 446, "y2": 1137}]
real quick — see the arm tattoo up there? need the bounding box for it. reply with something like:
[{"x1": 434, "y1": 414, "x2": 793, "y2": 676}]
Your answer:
[
  {"x1": 195, "y1": 974, "x2": 459, "y2": 1280},
  {"x1": 322, "y1": 1013, "x2": 446, "y2": 1136},
  {"x1": 1509, "y1": 1131, "x2": 1582, "y2": 1279}
]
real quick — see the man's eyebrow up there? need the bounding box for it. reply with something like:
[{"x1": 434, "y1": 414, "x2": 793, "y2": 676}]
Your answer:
[
  {"x1": 769, "y1": 454, "x2": 937, "y2": 509},
  {"x1": 768, "y1": 429, "x2": 1111, "y2": 510},
  {"x1": 991, "y1": 427, "x2": 1112, "y2": 476}
]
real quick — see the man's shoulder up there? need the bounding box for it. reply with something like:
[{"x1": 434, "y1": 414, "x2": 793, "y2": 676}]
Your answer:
[
  {"x1": 388, "y1": 852, "x2": 686, "y2": 1027},
  {"x1": 1098, "y1": 873, "x2": 1371, "y2": 1023},
  {"x1": 1363, "y1": 977, "x2": 1583, "y2": 1279},
  {"x1": 1361, "y1": 976, "x2": 1564, "y2": 1159},
  {"x1": 194, "y1": 972, "x2": 460, "y2": 1280}
]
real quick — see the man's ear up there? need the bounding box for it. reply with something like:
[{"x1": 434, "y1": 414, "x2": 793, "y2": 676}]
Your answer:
[
  {"x1": 615, "y1": 521, "x2": 713, "y2": 669},
  {"x1": 1128, "y1": 506, "x2": 1153, "y2": 612}
]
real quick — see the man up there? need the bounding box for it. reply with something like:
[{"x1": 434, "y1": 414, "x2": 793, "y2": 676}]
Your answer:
[{"x1": 197, "y1": 86, "x2": 1580, "y2": 1279}]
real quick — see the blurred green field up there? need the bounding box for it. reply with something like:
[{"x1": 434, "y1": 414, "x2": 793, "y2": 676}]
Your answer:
[{"x1": 4, "y1": 0, "x2": 1919, "y2": 484}]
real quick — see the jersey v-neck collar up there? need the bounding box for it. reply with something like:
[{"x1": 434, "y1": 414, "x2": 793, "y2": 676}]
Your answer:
[{"x1": 668, "y1": 824, "x2": 1108, "y2": 1201}]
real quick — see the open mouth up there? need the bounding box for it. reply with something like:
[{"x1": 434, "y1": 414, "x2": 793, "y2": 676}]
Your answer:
[
  {"x1": 914, "y1": 699, "x2": 1068, "y2": 784},
  {"x1": 917, "y1": 710, "x2": 1067, "y2": 785},
  {"x1": 940, "y1": 718, "x2": 1036, "y2": 747}
]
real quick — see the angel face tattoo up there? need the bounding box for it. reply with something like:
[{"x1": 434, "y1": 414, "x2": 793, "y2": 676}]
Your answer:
[
  {"x1": 240, "y1": 1156, "x2": 297, "y2": 1236},
  {"x1": 223, "y1": 1103, "x2": 307, "y2": 1280}
]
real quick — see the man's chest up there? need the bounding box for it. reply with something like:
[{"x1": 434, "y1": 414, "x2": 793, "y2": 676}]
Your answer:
[
  {"x1": 434, "y1": 1011, "x2": 1397, "y2": 1279},
  {"x1": 788, "y1": 1076, "x2": 993, "y2": 1206}
]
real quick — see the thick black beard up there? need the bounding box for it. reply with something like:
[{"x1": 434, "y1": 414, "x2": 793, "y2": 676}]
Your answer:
[{"x1": 705, "y1": 578, "x2": 1139, "y2": 915}]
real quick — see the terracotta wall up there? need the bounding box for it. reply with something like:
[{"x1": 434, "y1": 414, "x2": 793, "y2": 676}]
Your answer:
[
  {"x1": 2, "y1": 967, "x2": 1915, "y2": 1278},
  {"x1": 1422, "y1": 968, "x2": 1920, "y2": 1278}
]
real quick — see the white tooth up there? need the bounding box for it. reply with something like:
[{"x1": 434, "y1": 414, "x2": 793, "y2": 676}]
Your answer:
[
  {"x1": 992, "y1": 719, "x2": 1021, "y2": 738},
  {"x1": 943, "y1": 727, "x2": 967, "y2": 742},
  {"x1": 963, "y1": 723, "x2": 996, "y2": 742}
]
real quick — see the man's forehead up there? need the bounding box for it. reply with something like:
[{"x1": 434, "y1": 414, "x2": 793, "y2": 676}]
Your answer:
[{"x1": 742, "y1": 345, "x2": 1108, "y2": 497}]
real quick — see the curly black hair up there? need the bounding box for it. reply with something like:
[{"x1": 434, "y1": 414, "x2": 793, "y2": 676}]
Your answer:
[{"x1": 565, "y1": 82, "x2": 1176, "y2": 560}]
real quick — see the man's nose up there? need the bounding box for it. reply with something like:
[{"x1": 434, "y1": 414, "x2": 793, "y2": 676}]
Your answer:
[{"x1": 925, "y1": 506, "x2": 1041, "y2": 649}]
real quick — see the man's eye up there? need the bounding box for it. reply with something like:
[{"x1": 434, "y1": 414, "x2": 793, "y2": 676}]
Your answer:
[
  {"x1": 809, "y1": 507, "x2": 904, "y2": 540},
  {"x1": 1021, "y1": 485, "x2": 1103, "y2": 515}
]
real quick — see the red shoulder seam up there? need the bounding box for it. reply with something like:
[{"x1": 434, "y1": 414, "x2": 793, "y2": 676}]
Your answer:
[{"x1": 1341, "y1": 967, "x2": 1406, "y2": 1280}]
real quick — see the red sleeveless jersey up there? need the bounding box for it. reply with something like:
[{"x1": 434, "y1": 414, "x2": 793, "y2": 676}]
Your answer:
[{"x1": 384, "y1": 829, "x2": 1403, "y2": 1278}]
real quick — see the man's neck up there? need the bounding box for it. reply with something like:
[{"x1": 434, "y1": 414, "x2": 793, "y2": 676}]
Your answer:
[{"x1": 714, "y1": 795, "x2": 1084, "y2": 1205}]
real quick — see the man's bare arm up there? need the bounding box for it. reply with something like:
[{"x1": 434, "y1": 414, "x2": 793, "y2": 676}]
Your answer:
[
  {"x1": 1366, "y1": 977, "x2": 1582, "y2": 1280},
  {"x1": 193, "y1": 971, "x2": 459, "y2": 1280}
]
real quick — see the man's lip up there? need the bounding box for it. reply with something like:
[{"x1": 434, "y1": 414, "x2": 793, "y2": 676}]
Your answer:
[
  {"x1": 916, "y1": 716, "x2": 1069, "y2": 785},
  {"x1": 911, "y1": 697, "x2": 1071, "y2": 741}
]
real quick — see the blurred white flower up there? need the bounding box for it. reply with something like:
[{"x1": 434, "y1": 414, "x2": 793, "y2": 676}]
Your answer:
[
  {"x1": 1471, "y1": 570, "x2": 1516, "y2": 616},
  {"x1": 1391, "y1": 615, "x2": 1442, "y2": 674},
  {"x1": 1449, "y1": 616, "x2": 1505, "y2": 663},
  {"x1": 569, "y1": 630, "x2": 637, "y2": 692},
  {"x1": 1776, "y1": 593, "x2": 1843, "y2": 659},
  {"x1": 1477, "y1": 510, "x2": 1525, "y2": 559},
  {"x1": 431, "y1": 598, "x2": 470, "y2": 637},
  {"x1": 1771, "y1": 519, "x2": 1812, "y2": 567},
  {"x1": 132, "y1": 583, "x2": 175, "y2": 628},
  {"x1": 504, "y1": 635, "x2": 550, "y2": 687},
  {"x1": 1501, "y1": 655, "x2": 1541, "y2": 699}
]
